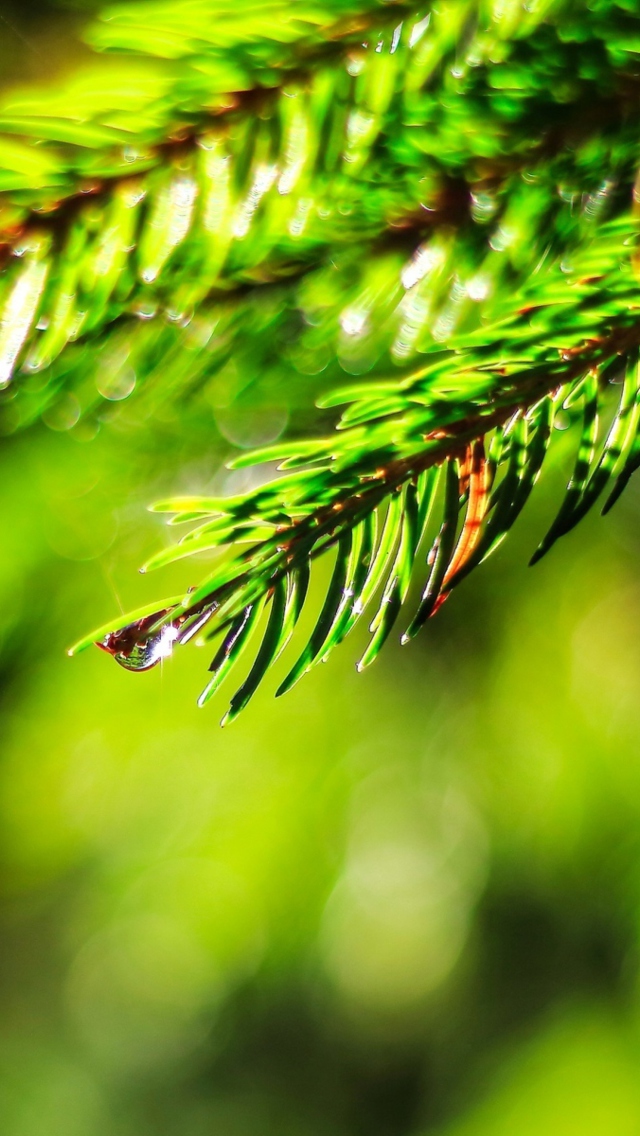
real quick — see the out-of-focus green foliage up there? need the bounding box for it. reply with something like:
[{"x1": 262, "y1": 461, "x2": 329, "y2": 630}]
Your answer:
[{"x1": 2, "y1": 4, "x2": 640, "y2": 1133}]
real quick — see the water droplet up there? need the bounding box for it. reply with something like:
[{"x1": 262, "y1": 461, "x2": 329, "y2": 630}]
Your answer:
[{"x1": 97, "y1": 610, "x2": 181, "y2": 672}]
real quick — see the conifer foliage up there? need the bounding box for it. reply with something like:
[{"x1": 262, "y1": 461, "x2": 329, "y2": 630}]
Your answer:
[{"x1": 4, "y1": 0, "x2": 640, "y2": 714}]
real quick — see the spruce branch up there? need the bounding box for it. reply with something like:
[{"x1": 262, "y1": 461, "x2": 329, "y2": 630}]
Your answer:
[{"x1": 70, "y1": 205, "x2": 640, "y2": 716}]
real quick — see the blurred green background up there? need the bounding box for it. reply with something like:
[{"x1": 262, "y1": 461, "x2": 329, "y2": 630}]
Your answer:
[
  {"x1": 6, "y1": 356, "x2": 640, "y2": 1136},
  {"x1": 3, "y1": 4, "x2": 640, "y2": 1135}
]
